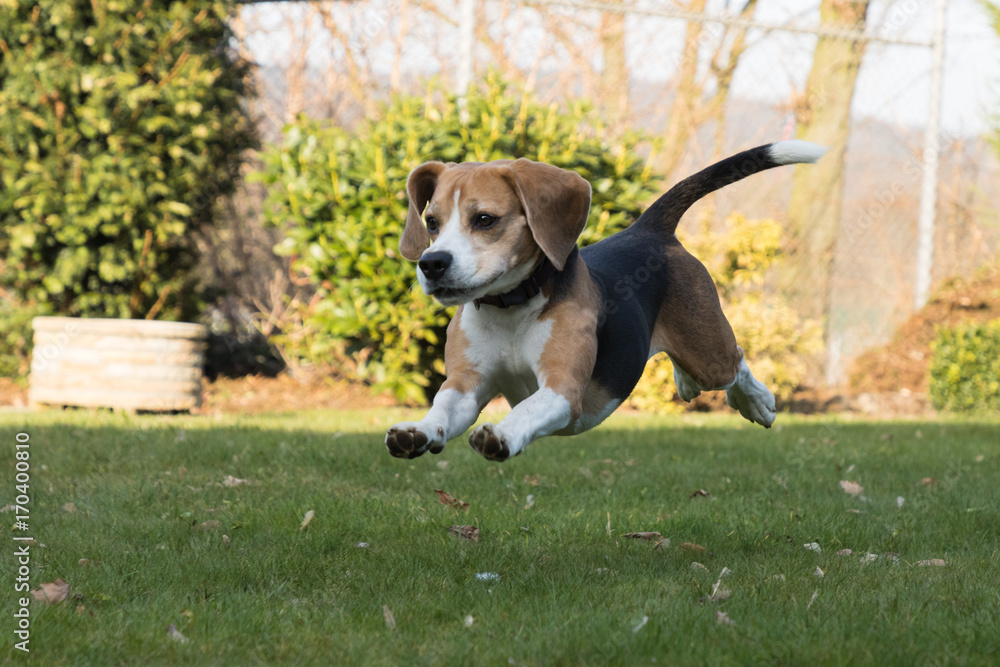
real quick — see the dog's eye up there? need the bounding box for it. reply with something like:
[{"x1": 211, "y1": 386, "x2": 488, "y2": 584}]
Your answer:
[
  {"x1": 425, "y1": 216, "x2": 439, "y2": 233},
  {"x1": 472, "y1": 213, "x2": 498, "y2": 229}
]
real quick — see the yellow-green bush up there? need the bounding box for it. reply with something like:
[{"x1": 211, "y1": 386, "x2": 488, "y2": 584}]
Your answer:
[
  {"x1": 929, "y1": 319, "x2": 1000, "y2": 412},
  {"x1": 626, "y1": 213, "x2": 823, "y2": 411}
]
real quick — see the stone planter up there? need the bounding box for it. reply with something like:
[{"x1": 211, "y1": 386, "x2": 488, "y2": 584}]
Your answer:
[{"x1": 28, "y1": 317, "x2": 207, "y2": 412}]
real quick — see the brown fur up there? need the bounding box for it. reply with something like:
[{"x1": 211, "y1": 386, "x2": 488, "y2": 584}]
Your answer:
[
  {"x1": 650, "y1": 242, "x2": 743, "y2": 389},
  {"x1": 502, "y1": 159, "x2": 592, "y2": 270},
  {"x1": 438, "y1": 309, "x2": 484, "y2": 397},
  {"x1": 537, "y1": 253, "x2": 602, "y2": 418}
]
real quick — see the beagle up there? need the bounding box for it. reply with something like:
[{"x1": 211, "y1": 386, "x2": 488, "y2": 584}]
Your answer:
[{"x1": 385, "y1": 141, "x2": 826, "y2": 461}]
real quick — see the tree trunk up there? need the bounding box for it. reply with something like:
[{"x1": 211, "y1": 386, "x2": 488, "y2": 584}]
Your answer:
[
  {"x1": 661, "y1": 0, "x2": 708, "y2": 176},
  {"x1": 783, "y1": 0, "x2": 872, "y2": 328},
  {"x1": 599, "y1": 0, "x2": 629, "y2": 127}
]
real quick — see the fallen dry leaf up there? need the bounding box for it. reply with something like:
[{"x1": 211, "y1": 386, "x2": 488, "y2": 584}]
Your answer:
[
  {"x1": 62, "y1": 502, "x2": 76, "y2": 513},
  {"x1": 804, "y1": 542, "x2": 822, "y2": 553},
  {"x1": 897, "y1": 496, "x2": 905, "y2": 508},
  {"x1": 167, "y1": 624, "x2": 189, "y2": 644},
  {"x1": 689, "y1": 489, "x2": 711, "y2": 499},
  {"x1": 807, "y1": 589, "x2": 820, "y2": 609},
  {"x1": 300, "y1": 509, "x2": 315, "y2": 531},
  {"x1": 436, "y1": 460, "x2": 448, "y2": 470},
  {"x1": 78, "y1": 558, "x2": 91, "y2": 566},
  {"x1": 678, "y1": 542, "x2": 707, "y2": 554},
  {"x1": 861, "y1": 553, "x2": 879, "y2": 563},
  {"x1": 839, "y1": 480, "x2": 863, "y2": 496},
  {"x1": 653, "y1": 538, "x2": 671, "y2": 550},
  {"x1": 221, "y1": 475, "x2": 249, "y2": 487},
  {"x1": 716, "y1": 611, "x2": 735, "y2": 625},
  {"x1": 464, "y1": 614, "x2": 475, "y2": 628},
  {"x1": 197, "y1": 520, "x2": 222, "y2": 531},
  {"x1": 691, "y1": 562, "x2": 709, "y2": 573},
  {"x1": 719, "y1": 567, "x2": 732, "y2": 579},
  {"x1": 382, "y1": 605, "x2": 396, "y2": 631},
  {"x1": 836, "y1": 549, "x2": 853, "y2": 556},
  {"x1": 974, "y1": 454, "x2": 985, "y2": 463},
  {"x1": 222, "y1": 535, "x2": 231, "y2": 547},
  {"x1": 0, "y1": 504, "x2": 14, "y2": 513},
  {"x1": 523, "y1": 475, "x2": 540, "y2": 486},
  {"x1": 918, "y1": 558, "x2": 948, "y2": 567},
  {"x1": 624, "y1": 531, "x2": 662, "y2": 542},
  {"x1": 32, "y1": 579, "x2": 69, "y2": 604},
  {"x1": 76, "y1": 604, "x2": 87, "y2": 615},
  {"x1": 814, "y1": 566, "x2": 825, "y2": 578},
  {"x1": 434, "y1": 489, "x2": 470, "y2": 511},
  {"x1": 449, "y1": 525, "x2": 479, "y2": 541},
  {"x1": 921, "y1": 477, "x2": 940, "y2": 486},
  {"x1": 524, "y1": 494, "x2": 535, "y2": 510}
]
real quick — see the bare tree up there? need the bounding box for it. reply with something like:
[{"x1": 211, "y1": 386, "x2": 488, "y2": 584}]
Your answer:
[
  {"x1": 782, "y1": 0, "x2": 873, "y2": 327},
  {"x1": 599, "y1": 0, "x2": 629, "y2": 126}
]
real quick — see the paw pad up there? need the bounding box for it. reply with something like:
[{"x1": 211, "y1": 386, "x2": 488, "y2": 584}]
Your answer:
[
  {"x1": 385, "y1": 427, "x2": 429, "y2": 459},
  {"x1": 469, "y1": 424, "x2": 511, "y2": 462}
]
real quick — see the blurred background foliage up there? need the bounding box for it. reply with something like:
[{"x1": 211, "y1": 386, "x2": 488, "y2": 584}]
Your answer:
[
  {"x1": 0, "y1": 0, "x2": 255, "y2": 323},
  {"x1": 929, "y1": 319, "x2": 1000, "y2": 413}
]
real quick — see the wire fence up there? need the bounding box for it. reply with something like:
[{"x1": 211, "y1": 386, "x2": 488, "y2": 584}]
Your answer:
[{"x1": 229, "y1": 0, "x2": 1000, "y2": 387}]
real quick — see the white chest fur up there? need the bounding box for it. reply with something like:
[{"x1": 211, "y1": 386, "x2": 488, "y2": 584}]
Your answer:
[{"x1": 459, "y1": 300, "x2": 552, "y2": 406}]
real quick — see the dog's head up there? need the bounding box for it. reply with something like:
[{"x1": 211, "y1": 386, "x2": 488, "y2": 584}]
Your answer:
[{"x1": 400, "y1": 159, "x2": 592, "y2": 306}]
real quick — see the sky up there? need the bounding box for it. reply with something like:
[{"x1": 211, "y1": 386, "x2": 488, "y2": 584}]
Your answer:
[{"x1": 241, "y1": 0, "x2": 1000, "y2": 137}]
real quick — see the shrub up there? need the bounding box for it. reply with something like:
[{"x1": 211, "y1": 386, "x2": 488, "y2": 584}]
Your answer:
[
  {"x1": 0, "y1": 0, "x2": 255, "y2": 320},
  {"x1": 255, "y1": 73, "x2": 662, "y2": 403},
  {"x1": 626, "y1": 213, "x2": 823, "y2": 410},
  {"x1": 929, "y1": 319, "x2": 1000, "y2": 412},
  {"x1": 0, "y1": 299, "x2": 48, "y2": 378}
]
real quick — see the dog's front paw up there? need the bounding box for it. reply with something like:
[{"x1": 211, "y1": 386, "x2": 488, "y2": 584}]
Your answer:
[
  {"x1": 468, "y1": 423, "x2": 512, "y2": 462},
  {"x1": 385, "y1": 422, "x2": 446, "y2": 459}
]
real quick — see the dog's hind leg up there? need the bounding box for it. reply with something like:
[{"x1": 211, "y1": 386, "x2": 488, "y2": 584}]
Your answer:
[{"x1": 653, "y1": 240, "x2": 775, "y2": 427}]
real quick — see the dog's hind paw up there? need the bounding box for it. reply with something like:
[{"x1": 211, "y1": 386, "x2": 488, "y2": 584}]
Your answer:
[
  {"x1": 468, "y1": 423, "x2": 511, "y2": 462},
  {"x1": 725, "y1": 362, "x2": 776, "y2": 428},
  {"x1": 385, "y1": 422, "x2": 446, "y2": 459}
]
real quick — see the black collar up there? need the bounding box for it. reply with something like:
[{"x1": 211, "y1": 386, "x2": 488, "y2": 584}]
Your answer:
[{"x1": 473, "y1": 255, "x2": 560, "y2": 310}]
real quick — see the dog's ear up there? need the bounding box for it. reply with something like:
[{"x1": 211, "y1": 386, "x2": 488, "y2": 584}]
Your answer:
[
  {"x1": 401, "y1": 162, "x2": 449, "y2": 261},
  {"x1": 505, "y1": 159, "x2": 592, "y2": 270}
]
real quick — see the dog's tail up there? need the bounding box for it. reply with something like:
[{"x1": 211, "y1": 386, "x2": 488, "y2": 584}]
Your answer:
[{"x1": 633, "y1": 140, "x2": 827, "y2": 235}]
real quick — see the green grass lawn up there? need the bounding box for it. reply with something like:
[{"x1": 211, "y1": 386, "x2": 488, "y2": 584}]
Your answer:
[{"x1": 1, "y1": 409, "x2": 998, "y2": 665}]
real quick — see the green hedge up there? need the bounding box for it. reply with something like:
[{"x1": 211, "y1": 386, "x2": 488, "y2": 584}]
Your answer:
[
  {"x1": 254, "y1": 73, "x2": 661, "y2": 403},
  {"x1": 929, "y1": 319, "x2": 1000, "y2": 412},
  {"x1": 0, "y1": 0, "x2": 255, "y2": 320}
]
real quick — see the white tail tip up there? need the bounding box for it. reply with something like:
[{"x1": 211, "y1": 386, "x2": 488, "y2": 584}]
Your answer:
[{"x1": 768, "y1": 140, "x2": 828, "y2": 165}]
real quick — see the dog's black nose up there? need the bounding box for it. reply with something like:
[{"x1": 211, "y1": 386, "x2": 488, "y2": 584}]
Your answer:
[{"x1": 418, "y1": 252, "x2": 453, "y2": 281}]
